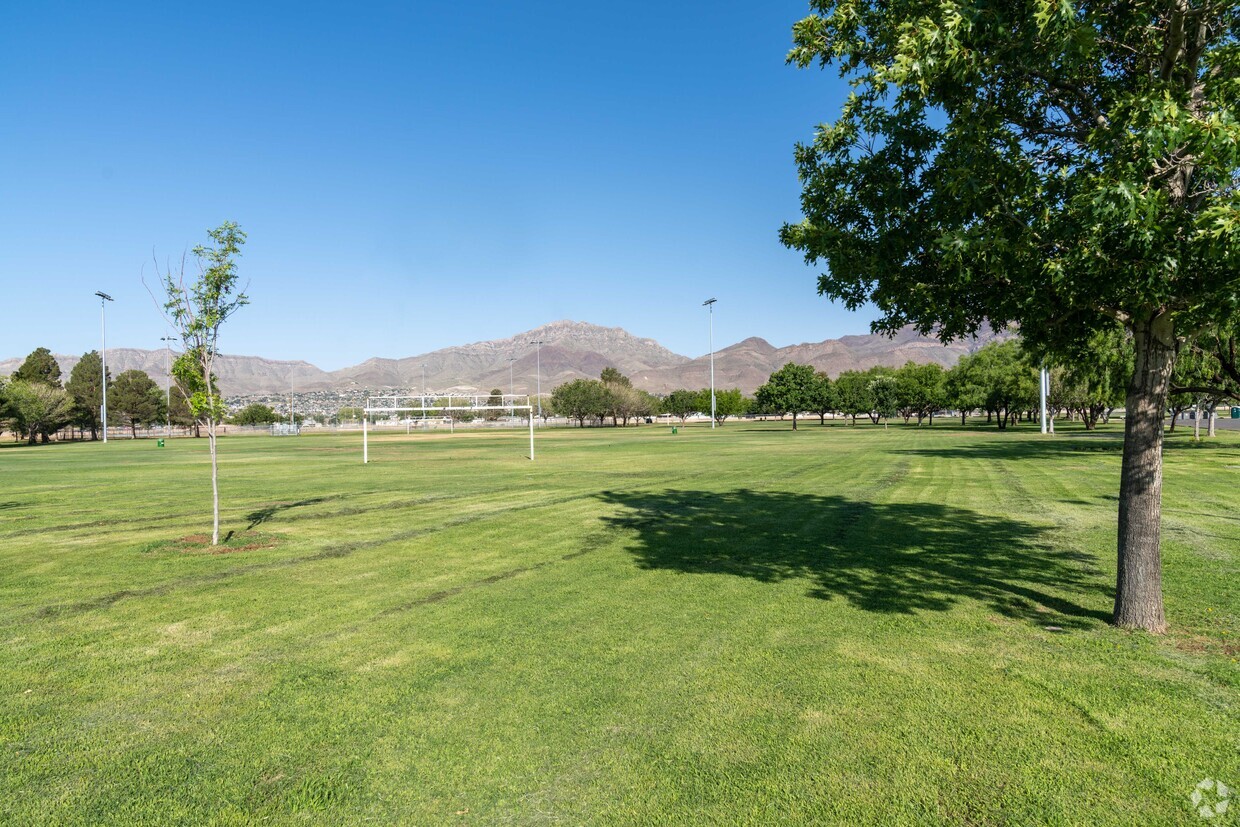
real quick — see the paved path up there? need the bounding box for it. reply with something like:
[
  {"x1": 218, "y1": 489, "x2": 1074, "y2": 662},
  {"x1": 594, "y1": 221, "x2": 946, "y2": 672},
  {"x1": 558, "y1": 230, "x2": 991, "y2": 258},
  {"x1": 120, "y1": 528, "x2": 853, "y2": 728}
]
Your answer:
[{"x1": 1172, "y1": 413, "x2": 1240, "y2": 431}]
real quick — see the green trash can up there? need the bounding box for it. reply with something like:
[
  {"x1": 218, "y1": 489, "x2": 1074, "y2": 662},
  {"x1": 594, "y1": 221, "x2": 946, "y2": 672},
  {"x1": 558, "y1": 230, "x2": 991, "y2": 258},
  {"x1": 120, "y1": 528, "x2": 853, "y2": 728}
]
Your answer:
[
  {"x1": 1231, "y1": 406, "x2": 1240, "y2": 419},
  {"x1": 671, "y1": 427, "x2": 678, "y2": 435},
  {"x1": 157, "y1": 439, "x2": 165, "y2": 447}
]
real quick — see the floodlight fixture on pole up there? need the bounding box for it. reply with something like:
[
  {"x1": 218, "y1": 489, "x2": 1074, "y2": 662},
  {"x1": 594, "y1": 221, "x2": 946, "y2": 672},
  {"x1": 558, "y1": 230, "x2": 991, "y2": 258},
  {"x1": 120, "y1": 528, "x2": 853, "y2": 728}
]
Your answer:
[
  {"x1": 528, "y1": 340, "x2": 545, "y2": 419},
  {"x1": 95, "y1": 292, "x2": 113, "y2": 443},
  {"x1": 703, "y1": 298, "x2": 717, "y2": 430},
  {"x1": 160, "y1": 335, "x2": 176, "y2": 437}
]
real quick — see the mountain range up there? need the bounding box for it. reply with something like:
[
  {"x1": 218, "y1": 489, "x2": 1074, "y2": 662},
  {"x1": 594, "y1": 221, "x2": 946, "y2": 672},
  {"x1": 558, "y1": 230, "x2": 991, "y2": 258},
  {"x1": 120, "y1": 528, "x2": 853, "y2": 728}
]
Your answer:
[{"x1": 1, "y1": 320, "x2": 1006, "y2": 397}]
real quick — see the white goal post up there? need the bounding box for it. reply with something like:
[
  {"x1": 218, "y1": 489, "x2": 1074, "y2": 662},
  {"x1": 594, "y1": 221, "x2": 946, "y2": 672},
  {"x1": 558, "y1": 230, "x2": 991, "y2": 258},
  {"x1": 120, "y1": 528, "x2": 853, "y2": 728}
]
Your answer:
[{"x1": 362, "y1": 393, "x2": 535, "y2": 463}]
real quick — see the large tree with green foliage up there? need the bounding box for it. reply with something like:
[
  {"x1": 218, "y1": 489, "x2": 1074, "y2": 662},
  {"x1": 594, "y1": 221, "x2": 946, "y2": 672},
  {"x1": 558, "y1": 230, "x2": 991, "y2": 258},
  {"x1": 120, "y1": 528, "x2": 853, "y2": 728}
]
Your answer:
[
  {"x1": 697, "y1": 387, "x2": 748, "y2": 424},
  {"x1": 600, "y1": 369, "x2": 641, "y2": 426},
  {"x1": 807, "y1": 371, "x2": 837, "y2": 424},
  {"x1": 167, "y1": 386, "x2": 197, "y2": 435},
  {"x1": 896, "y1": 362, "x2": 947, "y2": 425},
  {"x1": 13, "y1": 348, "x2": 62, "y2": 388},
  {"x1": 1058, "y1": 328, "x2": 1133, "y2": 429},
  {"x1": 756, "y1": 363, "x2": 818, "y2": 430},
  {"x1": 969, "y1": 341, "x2": 1039, "y2": 429},
  {"x1": 155, "y1": 222, "x2": 248, "y2": 545},
  {"x1": 6, "y1": 381, "x2": 73, "y2": 444},
  {"x1": 868, "y1": 374, "x2": 900, "y2": 426},
  {"x1": 781, "y1": 1, "x2": 1240, "y2": 632},
  {"x1": 944, "y1": 355, "x2": 988, "y2": 425},
  {"x1": 662, "y1": 389, "x2": 700, "y2": 423},
  {"x1": 65, "y1": 351, "x2": 109, "y2": 440},
  {"x1": 551, "y1": 379, "x2": 608, "y2": 427},
  {"x1": 832, "y1": 370, "x2": 874, "y2": 425},
  {"x1": 111, "y1": 370, "x2": 164, "y2": 438},
  {"x1": 485, "y1": 389, "x2": 504, "y2": 421},
  {"x1": 232, "y1": 403, "x2": 281, "y2": 426}
]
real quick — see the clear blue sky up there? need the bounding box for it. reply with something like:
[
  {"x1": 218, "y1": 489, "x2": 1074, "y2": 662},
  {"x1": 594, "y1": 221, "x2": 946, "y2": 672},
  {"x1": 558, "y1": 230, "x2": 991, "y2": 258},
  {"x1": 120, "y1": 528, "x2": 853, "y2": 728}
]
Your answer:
[{"x1": 0, "y1": 1, "x2": 871, "y2": 369}]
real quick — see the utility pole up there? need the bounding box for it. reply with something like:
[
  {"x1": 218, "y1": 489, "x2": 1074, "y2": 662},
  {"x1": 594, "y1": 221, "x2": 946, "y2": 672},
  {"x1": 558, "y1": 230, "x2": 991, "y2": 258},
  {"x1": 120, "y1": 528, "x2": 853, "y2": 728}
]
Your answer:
[
  {"x1": 160, "y1": 335, "x2": 176, "y2": 437},
  {"x1": 95, "y1": 292, "x2": 113, "y2": 442},
  {"x1": 528, "y1": 340, "x2": 544, "y2": 420},
  {"x1": 1040, "y1": 366, "x2": 1049, "y2": 435},
  {"x1": 703, "y1": 298, "x2": 717, "y2": 429},
  {"x1": 509, "y1": 355, "x2": 516, "y2": 417}
]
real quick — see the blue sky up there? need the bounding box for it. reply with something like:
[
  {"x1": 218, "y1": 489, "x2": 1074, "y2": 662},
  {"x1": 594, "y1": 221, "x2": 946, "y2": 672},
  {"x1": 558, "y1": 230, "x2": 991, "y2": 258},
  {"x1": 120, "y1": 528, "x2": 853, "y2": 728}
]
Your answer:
[{"x1": 0, "y1": 1, "x2": 869, "y2": 369}]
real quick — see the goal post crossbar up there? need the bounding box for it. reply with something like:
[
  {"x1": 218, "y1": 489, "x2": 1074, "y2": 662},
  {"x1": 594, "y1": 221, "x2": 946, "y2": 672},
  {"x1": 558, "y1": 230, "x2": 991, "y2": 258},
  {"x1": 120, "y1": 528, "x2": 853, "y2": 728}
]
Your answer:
[
  {"x1": 365, "y1": 405, "x2": 532, "y2": 413},
  {"x1": 365, "y1": 393, "x2": 530, "y2": 409},
  {"x1": 362, "y1": 394, "x2": 535, "y2": 464}
]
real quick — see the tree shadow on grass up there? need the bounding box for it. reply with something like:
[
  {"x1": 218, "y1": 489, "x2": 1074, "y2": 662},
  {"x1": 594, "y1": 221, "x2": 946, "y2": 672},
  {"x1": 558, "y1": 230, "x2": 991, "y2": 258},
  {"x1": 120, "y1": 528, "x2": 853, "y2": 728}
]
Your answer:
[
  {"x1": 597, "y1": 489, "x2": 1111, "y2": 629},
  {"x1": 245, "y1": 497, "x2": 334, "y2": 530},
  {"x1": 891, "y1": 431, "x2": 1238, "y2": 464},
  {"x1": 895, "y1": 436, "x2": 1124, "y2": 464}
]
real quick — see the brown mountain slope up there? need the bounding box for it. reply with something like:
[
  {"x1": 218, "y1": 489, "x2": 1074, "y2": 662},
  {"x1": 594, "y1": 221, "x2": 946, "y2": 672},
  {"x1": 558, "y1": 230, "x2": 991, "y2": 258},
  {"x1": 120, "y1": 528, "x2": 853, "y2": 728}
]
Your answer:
[
  {"x1": 2, "y1": 322, "x2": 1007, "y2": 397},
  {"x1": 638, "y1": 326, "x2": 1009, "y2": 394},
  {"x1": 0, "y1": 349, "x2": 331, "y2": 395},
  {"x1": 327, "y1": 320, "x2": 690, "y2": 393}
]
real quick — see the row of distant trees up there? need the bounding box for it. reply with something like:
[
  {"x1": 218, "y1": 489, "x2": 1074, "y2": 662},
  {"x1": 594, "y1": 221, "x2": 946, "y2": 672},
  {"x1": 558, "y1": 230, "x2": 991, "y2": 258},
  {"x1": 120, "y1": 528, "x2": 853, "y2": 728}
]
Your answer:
[
  {"x1": 750, "y1": 342, "x2": 1045, "y2": 430},
  {"x1": 539, "y1": 333, "x2": 1237, "y2": 432},
  {"x1": 0, "y1": 347, "x2": 197, "y2": 444},
  {"x1": 12, "y1": 332, "x2": 1231, "y2": 442},
  {"x1": 752, "y1": 333, "x2": 1235, "y2": 432}
]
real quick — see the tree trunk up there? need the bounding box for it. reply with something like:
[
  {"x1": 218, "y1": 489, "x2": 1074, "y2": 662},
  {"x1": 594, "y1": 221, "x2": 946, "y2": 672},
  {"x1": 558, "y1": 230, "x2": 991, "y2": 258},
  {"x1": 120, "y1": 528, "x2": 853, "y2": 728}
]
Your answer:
[
  {"x1": 1208, "y1": 408, "x2": 1216, "y2": 438},
  {"x1": 208, "y1": 417, "x2": 220, "y2": 546},
  {"x1": 1114, "y1": 314, "x2": 1176, "y2": 633},
  {"x1": 961, "y1": 410, "x2": 967, "y2": 425},
  {"x1": 792, "y1": 412, "x2": 798, "y2": 431}
]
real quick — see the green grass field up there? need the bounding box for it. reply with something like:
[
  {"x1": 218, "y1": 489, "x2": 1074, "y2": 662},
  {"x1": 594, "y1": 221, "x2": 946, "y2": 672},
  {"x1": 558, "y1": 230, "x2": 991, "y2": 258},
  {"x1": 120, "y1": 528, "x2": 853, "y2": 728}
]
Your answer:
[{"x1": 1, "y1": 421, "x2": 1237, "y2": 825}]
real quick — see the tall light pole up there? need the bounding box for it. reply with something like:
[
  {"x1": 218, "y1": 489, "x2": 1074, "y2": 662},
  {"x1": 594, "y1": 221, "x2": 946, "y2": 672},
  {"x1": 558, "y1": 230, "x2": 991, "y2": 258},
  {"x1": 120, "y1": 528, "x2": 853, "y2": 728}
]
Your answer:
[
  {"x1": 528, "y1": 340, "x2": 544, "y2": 420},
  {"x1": 703, "y1": 298, "x2": 717, "y2": 429},
  {"x1": 509, "y1": 355, "x2": 516, "y2": 416},
  {"x1": 160, "y1": 335, "x2": 176, "y2": 437},
  {"x1": 95, "y1": 292, "x2": 113, "y2": 442},
  {"x1": 1039, "y1": 366, "x2": 1049, "y2": 435}
]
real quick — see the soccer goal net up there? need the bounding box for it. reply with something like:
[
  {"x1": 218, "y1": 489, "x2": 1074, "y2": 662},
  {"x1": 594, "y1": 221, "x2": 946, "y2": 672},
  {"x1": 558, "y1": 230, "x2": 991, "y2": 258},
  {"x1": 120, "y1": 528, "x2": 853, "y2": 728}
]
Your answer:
[{"x1": 361, "y1": 393, "x2": 535, "y2": 463}]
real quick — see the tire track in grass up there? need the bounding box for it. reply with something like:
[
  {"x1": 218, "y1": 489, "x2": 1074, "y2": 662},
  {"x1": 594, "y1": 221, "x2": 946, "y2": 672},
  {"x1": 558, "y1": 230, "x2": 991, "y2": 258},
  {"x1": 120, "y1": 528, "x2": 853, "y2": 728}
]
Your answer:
[
  {"x1": 17, "y1": 464, "x2": 729, "y2": 622},
  {"x1": 26, "y1": 492, "x2": 607, "y2": 621},
  {"x1": 0, "y1": 491, "x2": 467, "y2": 540},
  {"x1": 375, "y1": 525, "x2": 625, "y2": 617}
]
